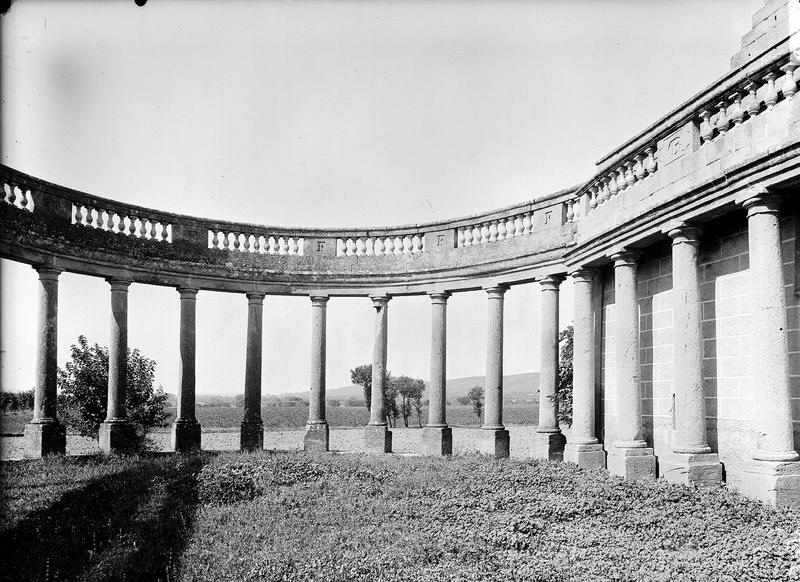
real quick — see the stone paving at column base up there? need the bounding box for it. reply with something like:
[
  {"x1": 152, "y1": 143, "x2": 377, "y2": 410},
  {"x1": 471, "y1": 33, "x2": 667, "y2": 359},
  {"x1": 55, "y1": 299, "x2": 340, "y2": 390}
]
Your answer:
[{"x1": 0, "y1": 426, "x2": 543, "y2": 461}]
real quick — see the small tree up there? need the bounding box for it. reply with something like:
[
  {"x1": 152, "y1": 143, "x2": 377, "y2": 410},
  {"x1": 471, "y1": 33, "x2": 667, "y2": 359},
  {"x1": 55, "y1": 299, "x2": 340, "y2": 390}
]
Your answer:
[
  {"x1": 467, "y1": 385, "x2": 484, "y2": 420},
  {"x1": 350, "y1": 364, "x2": 372, "y2": 412},
  {"x1": 394, "y1": 375, "x2": 425, "y2": 428},
  {"x1": 58, "y1": 335, "x2": 169, "y2": 442},
  {"x1": 550, "y1": 325, "x2": 574, "y2": 427}
]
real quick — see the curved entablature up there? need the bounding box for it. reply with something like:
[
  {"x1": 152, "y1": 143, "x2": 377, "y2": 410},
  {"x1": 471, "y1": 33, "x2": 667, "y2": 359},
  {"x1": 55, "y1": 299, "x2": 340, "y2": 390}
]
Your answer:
[{"x1": 0, "y1": 164, "x2": 578, "y2": 296}]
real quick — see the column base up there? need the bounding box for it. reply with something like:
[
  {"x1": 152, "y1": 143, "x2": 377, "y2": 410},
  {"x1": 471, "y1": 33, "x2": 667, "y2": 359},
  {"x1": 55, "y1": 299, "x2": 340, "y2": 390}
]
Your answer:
[
  {"x1": 23, "y1": 421, "x2": 66, "y2": 458},
  {"x1": 99, "y1": 420, "x2": 137, "y2": 454},
  {"x1": 607, "y1": 446, "x2": 656, "y2": 480},
  {"x1": 240, "y1": 420, "x2": 264, "y2": 452},
  {"x1": 532, "y1": 429, "x2": 566, "y2": 461},
  {"x1": 730, "y1": 460, "x2": 800, "y2": 508},
  {"x1": 564, "y1": 442, "x2": 606, "y2": 469},
  {"x1": 479, "y1": 428, "x2": 510, "y2": 459},
  {"x1": 364, "y1": 424, "x2": 392, "y2": 453},
  {"x1": 304, "y1": 422, "x2": 329, "y2": 452},
  {"x1": 422, "y1": 425, "x2": 452, "y2": 456},
  {"x1": 660, "y1": 452, "x2": 723, "y2": 485},
  {"x1": 171, "y1": 420, "x2": 201, "y2": 452}
]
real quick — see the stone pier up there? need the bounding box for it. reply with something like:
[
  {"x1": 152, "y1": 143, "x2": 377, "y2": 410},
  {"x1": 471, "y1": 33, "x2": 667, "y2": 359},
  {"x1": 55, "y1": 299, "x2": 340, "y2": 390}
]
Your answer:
[
  {"x1": 305, "y1": 294, "x2": 330, "y2": 451},
  {"x1": 422, "y1": 291, "x2": 452, "y2": 456},
  {"x1": 171, "y1": 288, "x2": 201, "y2": 452},
  {"x1": 480, "y1": 285, "x2": 509, "y2": 458},
  {"x1": 364, "y1": 294, "x2": 392, "y2": 452},
  {"x1": 241, "y1": 293, "x2": 265, "y2": 452}
]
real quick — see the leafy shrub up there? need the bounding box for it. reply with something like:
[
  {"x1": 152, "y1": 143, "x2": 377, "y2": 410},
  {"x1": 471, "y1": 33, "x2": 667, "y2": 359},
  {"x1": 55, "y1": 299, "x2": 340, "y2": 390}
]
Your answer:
[{"x1": 0, "y1": 389, "x2": 34, "y2": 412}]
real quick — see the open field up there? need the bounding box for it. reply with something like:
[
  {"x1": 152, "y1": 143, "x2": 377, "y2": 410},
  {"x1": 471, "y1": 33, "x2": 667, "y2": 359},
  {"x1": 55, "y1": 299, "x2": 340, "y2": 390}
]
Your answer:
[
  {"x1": 0, "y1": 403, "x2": 538, "y2": 435},
  {"x1": 2, "y1": 453, "x2": 798, "y2": 581}
]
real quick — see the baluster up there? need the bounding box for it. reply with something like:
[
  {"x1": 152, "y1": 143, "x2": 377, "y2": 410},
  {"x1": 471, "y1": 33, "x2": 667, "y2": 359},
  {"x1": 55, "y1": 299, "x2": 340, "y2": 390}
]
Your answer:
[
  {"x1": 207, "y1": 230, "x2": 215, "y2": 248},
  {"x1": 153, "y1": 222, "x2": 162, "y2": 241},
  {"x1": 393, "y1": 236, "x2": 402, "y2": 254},
  {"x1": 111, "y1": 213, "x2": 121, "y2": 233},
  {"x1": 729, "y1": 92, "x2": 744, "y2": 126},
  {"x1": 624, "y1": 161, "x2": 635, "y2": 187},
  {"x1": 216, "y1": 231, "x2": 224, "y2": 249},
  {"x1": 565, "y1": 199, "x2": 575, "y2": 223},
  {"x1": 254, "y1": 235, "x2": 263, "y2": 253},
  {"x1": 382, "y1": 237, "x2": 392, "y2": 255},
  {"x1": 497, "y1": 220, "x2": 506, "y2": 240},
  {"x1": 588, "y1": 185, "x2": 598, "y2": 211},
  {"x1": 486, "y1": 221, "x2": 496, "y2": 242},
  {"x1": 781, "y1": 62, "x2": 798, "y2": 99},
  {"x1": 607, "y1": 173, "x2": 618, "y2": 198},
  {"x1": 124, "y1": 215, "x2": 134, "y2": 235},
  {"x1": 402, "y1": 235, "x2": 412, "y2": 254},
  {"x1": 297, "y1": 238, "x2": 304, "y2": 255},
  {"x1": 3, "y1": 183, "x2": 12, "y2": 205},
  {"x1": 80, "y1": 206, "x2": 90, "y2": 227},
  {"x1": 512, "y1": 214, "x2": 523, "y2": 236},
  {"x1": 699, "y1": 110, "x2": 714, "y2": 143},
  {"x1": 471, "y1": 225, "x2": 480, "y2": 245},
  {"x1": 265, "y1": 236, "x2": 274, "y2": 254},
  {"x1": 505, "y1": 216, "x2": 516, "y2": 237},
  {"x1": 374, "y1": 237, "x2": 384, "y2": 255},
  {"x1": 412, "y1": 235, "x2": 422, "y2": 253},
  {"x1": 94, "y1": 207, "x2": 104, "y2": 227},
  {"x1": 165, "y1": 224, "x2": 173, "y2": 243},
  {"x1": 522, "y1": 212, "x2": 532, "y2": 235},
  {"x1": 279, "y1": 236, "x2": 289, "y2": 254},
  {"x1": 336, "y1": 239, "x2": 345, "y2": 256},
  {"x1": 134, "y1": 217, "x2": 144, "y2": 237},
  {"x1": 288, "y1": 237, "x2": 298, "y2": 255},
  {"x1": 143, "y1": 218, "x2": 152, "y2": 238},
  {"x1": 463, "y1": 226, "x2": 472, "y2": 246},
  {"x1": 345, "y1": 238, "x2": 355, "y2": 256},
  {"x1": 365, "y1": 237, "x2": 374, "y2": 255},
  {"x1": 634, "y1": 154, "x2": 645, "y2": 181},
  {"x1": 744, "y1": 81, "x2": 761, "y2": 118},
  {"x1": 250, "y1": 234, "x2": 259, "y2": 252},
  {"x1": 231, "y1": 233, "x2": 240, "y2": 251},
  {"x1": 12, "y1": 186, "x2": 23, "y2": 209},
  {"x1": 9, "y1": 185, "x2": 20, "y2": 207},
  {"x1": 355, "y1": 237, "x2": 365, "y2": 256},
  {"x1": 715, "y1": 101, "x2": 729, "y2": 135},
  {"x1": 644, "y1": 146, "x2": 657, "y2": 176},
  {"x1": 763, "y1": 72, "x2": 778, "y2": 109},
  {"x1": 616, "y1": 168, "x2": 627, "y2": 192}
]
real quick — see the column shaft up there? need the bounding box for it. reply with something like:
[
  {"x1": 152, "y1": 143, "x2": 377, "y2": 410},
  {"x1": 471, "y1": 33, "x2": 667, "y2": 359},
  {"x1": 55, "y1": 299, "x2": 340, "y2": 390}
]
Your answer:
[
  {"x1": 481, "y1": 286, "x2": 509, "y2": 458},
  {"x1": 365, "y1": 295, "x2": 392, "y2": 452},
  {"x1": 423, "y1": 291, "x2": 452, "y2": 456},
  {"x1": 172, "y1": 288, "x2": 201, "y2": 452},
  {"x1": 305, "y1": 295, "x2": 330, "y2": 451},
  {"x1": 241, "y1": 293, "x2": 265, "y2": 452},
  {"x1": 744, "y1": 194, "x2": 798, "y2": 461},
  {"x1": 24, "y1": 266, "x2": 66, "y2": 458}
]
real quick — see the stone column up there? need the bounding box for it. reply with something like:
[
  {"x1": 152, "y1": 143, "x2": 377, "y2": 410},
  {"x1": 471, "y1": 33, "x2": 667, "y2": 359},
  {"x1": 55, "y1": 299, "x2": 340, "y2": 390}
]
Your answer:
[
  {"x1": 735, "y1": 191, "x2": 800, "y2": 507},
  {"x1": 99, "y1": 279, "x2": 136, "y2": 453},
  {"x1": 661, "y1": 225, "x2": 722, "y2": 484},
  {"x1": 533, "y1": 275, "x2": 567, "y2": 460},
  {"x1": 607, "y1": 251, "x2": 655, "y2": 480},
  {"x1": 422, "y1": 291, "x2": 452, "y2": 456},
  {"x1": 364, "y1": 294, "x2": 392, "y2": 452},
  {"x1": 241, "y1": 293, "x2": 265, "y2": 452},
  {"x1": 23, "y1": 266, "x2": 66, "y2": 458},
  {"x1": 171, "y1": 288, "x2": 201, "y2": 452},
  {"x1": 481, "y1": 285, "x2": 510, "y2": 458},
  {"x1": 564, "y1": 269, "x2": 605, "y2": 468},
  {"x1": 305, "y1": 294, "x2": 329, "y2": 451}
]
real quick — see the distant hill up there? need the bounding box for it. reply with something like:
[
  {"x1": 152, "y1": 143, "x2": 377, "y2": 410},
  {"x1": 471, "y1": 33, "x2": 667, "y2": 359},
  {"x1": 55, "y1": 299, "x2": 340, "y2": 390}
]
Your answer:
[{"x1": 276, "y1": 372, "x2": 540, "y2": 404}]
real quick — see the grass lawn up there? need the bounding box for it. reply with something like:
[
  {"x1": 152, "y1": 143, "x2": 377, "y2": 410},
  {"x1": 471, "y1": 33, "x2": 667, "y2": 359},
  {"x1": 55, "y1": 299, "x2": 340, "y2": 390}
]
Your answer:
[{"x1": 2, "y1": 453, "x2": 799, "y2": 581}]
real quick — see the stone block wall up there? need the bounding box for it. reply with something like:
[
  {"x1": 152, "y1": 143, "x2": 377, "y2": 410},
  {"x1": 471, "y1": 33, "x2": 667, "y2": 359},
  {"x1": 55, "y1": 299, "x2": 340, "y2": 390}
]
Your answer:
[{"x1": 596, "y1": 206, "x2": 800, "y2": 483}]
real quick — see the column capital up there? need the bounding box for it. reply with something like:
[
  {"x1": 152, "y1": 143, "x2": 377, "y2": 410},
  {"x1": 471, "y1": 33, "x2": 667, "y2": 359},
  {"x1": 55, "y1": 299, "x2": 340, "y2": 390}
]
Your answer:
[
  {"x1": 178, "y1": 287, "x2": 198, "y2": 299},
  {"x1": 428, "y1": 290, "x2": 451, "y2": 304},
  {"x1": 569, "y1": 268, "x2": 596, "y2": 283},
  {"x1": 370, "y1": 294, "x2": 391, "y2": 306},
  {"x1": 246, "y1": 292, "x2": 266, "y2": 304},
  {"x1": 107, "y1": 278, "x2": 132, "y2": 291},
  {"x1": 610, "y1": 249, "x2": 640, "y2": 267},
  {"x1": 738, "y1": 188, "x2": 782, "y2": 218},
  {"x1": 666, "y1": 222, "x2": 703, "y2": 245},
  {"x1": 34, "y1": 266, "x2": 62, "y2": 281},
  {"x1": 537, "y1": 274, "x2": 565, "y2": 290},
  {"x1": 483, "y1": 284, "x2": 508, "y2": 298},
  {"x1": 310, "y1": 294, "x2": 330, "y2": 306}
]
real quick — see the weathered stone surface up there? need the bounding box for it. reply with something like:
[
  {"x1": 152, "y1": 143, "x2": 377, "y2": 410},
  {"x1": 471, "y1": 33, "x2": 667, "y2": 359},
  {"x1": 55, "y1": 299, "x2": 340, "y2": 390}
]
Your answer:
[
  {"x1": 564, "y1": 443, "x2": 606, "y2": 469},
  {"x1": 240, "y1": 420, "x2": 264, "y2": 452},
  {"x1": 422, "y1": 426, "x2": 453, "y2": 456},
  {"x1": 660, "y1": 452, "x2": 723, "y2": 485},
  {"x1": 729, "y1": 460, "x2": 800, "y2": 508},
  {"x1": 99, "y1": 420, "x2": 136, "y2": 454},
  {"x1": 171, "y1": 420, "x2": 201, "y2": 452},
  {"x1": 364, "y1": 424, "x2": 392, "y2": 453},
  {"x1": 304, "y1": 422, "x2": 329, "y2": 452},
  {"x1": 607, "y1": 447, "x2": 656, "y2": 480},
  {"x1": 532, "y1": 430, "x2": 566, "y2": 461},
  {"x1": 23, "y1": 421, "x2": 66, "y2": 458},
  {"x1": 480, "y1": 428, "x2": 510, "y2": 459}
]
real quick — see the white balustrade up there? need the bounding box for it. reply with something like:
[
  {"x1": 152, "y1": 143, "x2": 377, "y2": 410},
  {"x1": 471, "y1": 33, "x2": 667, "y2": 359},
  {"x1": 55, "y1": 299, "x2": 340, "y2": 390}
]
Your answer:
[
  {"x1": 208, "y1": 228, "x2": 303, "y2": 254},
  {"x1": 2, "y1": 182, "x2": 34, "y2": 212},
  {"x1": 335, "y1": 233, "x2": 425, "y2": 257},
  {"x1": 72, "y1": 203, "x2": 172, "y2": 243}
]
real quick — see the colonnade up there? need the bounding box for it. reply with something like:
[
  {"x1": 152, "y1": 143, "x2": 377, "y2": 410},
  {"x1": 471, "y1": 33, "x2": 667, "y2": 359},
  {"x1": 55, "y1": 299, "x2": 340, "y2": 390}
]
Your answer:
[{"x1": 20, "y1": 191, "x2": 800, "y2": 494}]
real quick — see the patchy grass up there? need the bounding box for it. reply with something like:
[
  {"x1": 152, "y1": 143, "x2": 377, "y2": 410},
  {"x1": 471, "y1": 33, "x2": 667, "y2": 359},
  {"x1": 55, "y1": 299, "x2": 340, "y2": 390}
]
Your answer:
[
  {"x1": 185, "y1": 454, "x2": 800, "y2": 581},
  {"x1": 4, "y1": 452, "x2": 797, "y2": 581}
]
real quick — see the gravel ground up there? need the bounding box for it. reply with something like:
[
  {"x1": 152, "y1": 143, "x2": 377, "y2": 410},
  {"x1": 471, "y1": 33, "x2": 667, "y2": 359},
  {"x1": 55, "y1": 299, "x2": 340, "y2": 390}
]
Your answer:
[{"x1": 1, "y1": 425, "x2": 547, "y2": 460}]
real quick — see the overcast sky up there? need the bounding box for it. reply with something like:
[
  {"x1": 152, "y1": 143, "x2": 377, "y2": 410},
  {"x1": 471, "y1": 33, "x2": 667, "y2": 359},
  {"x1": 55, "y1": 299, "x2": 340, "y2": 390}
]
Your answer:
[{"x1": 1, "y1": 0, "x2": 763, "y2": 396}]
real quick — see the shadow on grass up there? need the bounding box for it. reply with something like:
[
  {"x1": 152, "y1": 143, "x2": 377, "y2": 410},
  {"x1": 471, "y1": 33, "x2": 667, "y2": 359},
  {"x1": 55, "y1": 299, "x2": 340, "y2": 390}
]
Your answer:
[{"x1": 0, "y1": 453, "x2": 207, "y2": 582}]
